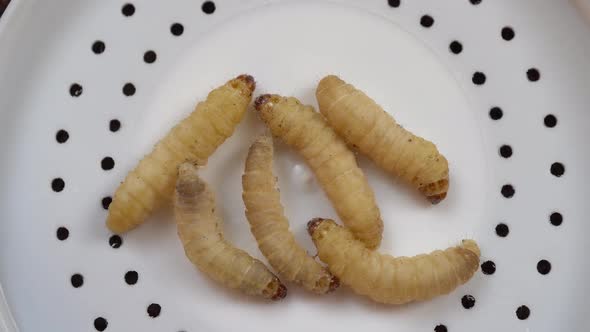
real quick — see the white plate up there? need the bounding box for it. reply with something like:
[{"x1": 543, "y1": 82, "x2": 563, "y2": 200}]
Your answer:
[{"x1": 1, "y1": 0, "x2": 589, "y2": 331}]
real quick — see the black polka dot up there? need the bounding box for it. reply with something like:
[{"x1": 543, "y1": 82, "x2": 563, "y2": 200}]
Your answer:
[
  {"x1": 544, "y1": 114, "x2": 557, "y2": 128},
  {"x1": 171, "y1": 23, "x2": 184, "y2": 36},
  {"x1": 109, "y1": 119, "x2": 121, "y2": 132},
  {"x1": 481, "y1": 260, "x2": 496, "y2": 275},
  {"x1": 101, "y1": 196, "x2": 112, "y2": 210},
  {"x1": 550, "y1": 162, "x2": 565, "y2": 177},
  {"x1": 125, "y1": 270, "x2": 138, "y2": 285},
  {"x1": 70, "y1": 83, "x2": 83, "y2": 97},
  {"x1": 461, "y1": 295, "x2": 476, "y2": 309},
  {"x1": 94, "y1": 317, "x2": 108, "y2": 331},
  {"x1": 56, "y1": 129, "x2": 69, "y2": 143},
  {"x1": 470, "y1": 0, "x2": 482, "y2": 4},
  {"x1": 71, "y1": 273, "x2": 84, "y2": 288},
  {"x1": 537, "y1": 259, "x2": 551, "y2": 275},
  {"x1": 147, "y1": 303, "x2": 161, "y2": 318},
  {"x1": 495, "y1": 223, "x2": 509, "y2": 237},
  {"x1": 202, "y1": 1, "x2": 216, "y2": 14},
  {"x1": 527, "y1": 68, "x2": 541, "y2": 82},
  {"x1": 122, "y1": 3, "x2": 135, "y2": 17},
  {"x1": 51, "y1": 178, "x2": 65, "y2": 192},
  {"x1": 143, "y1": 50, "x2": 157, "y2": 64},
  {"x1": 420, "y1": 15, "x2": 434, "y2": 28},
  {"x1": 472, "y1": 72, "x2": 486, "y2": 85},
  {"x1": 501, "y1": 26, "x2": 515, "y2": 41},
  {"x1": 109, "y1": 235, "x2": 123, "y2": 248},
  {"x1": 101, "y1": 157, "x2": 115, "y2": 171},
  {"x1": 92, "y1": 41, "x2": 105, "y2": 54},
  {"x1": 550, "y1": 212, "x2": 563, "y2": 226},
  {"x1": 122, "y1": 83, "x2": 136, "y2": 96},
  {"x1": 489, "y1": 107, "x2": 503, "y2": 120},
  {"x1": 388, "y1": 0, "x2": 401, "y2": 7},
  {"x1": 516, "y1": 305, "x2": 530, "y2": 320},
  {"x1": 56, "y1": 227, "x2": 69, "y2": 241},
  {"x1": 501, "y1": 184, "x2": 515, "y2": 198},
  {"x1": 434, "y1": 325, "x2": 448, "y2": 332},
  {"x1": 499, "y1": 145, "x2": 512, "y2": 158},
  {"x1": 449, "y1": 40, "x2": 463, "y2": 54}
]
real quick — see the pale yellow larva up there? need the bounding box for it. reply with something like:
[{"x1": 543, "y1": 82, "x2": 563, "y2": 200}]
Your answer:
[
  {"x1": 175, "y1": 163, "x2": 287, "y2": 300},
  {"x1": 254, "y1": 94, "x2": 383, "y2": 249},
  {"x1": 308, "y1": 218, "x2": 480, "y2": 305},
  {"x1": 316, "y1": 75, "x2": 449, "y2": 203},
  {"x1": 107, "y1": 75, "x2": 255, "y2": 234},
  {"x1": 242, "y1": 134, "x2": 339, "y2": 294}
]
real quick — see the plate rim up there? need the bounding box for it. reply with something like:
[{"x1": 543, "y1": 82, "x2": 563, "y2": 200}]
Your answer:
[{"x1": 0, "y1": 0, "x2": 28, "y2": 329}]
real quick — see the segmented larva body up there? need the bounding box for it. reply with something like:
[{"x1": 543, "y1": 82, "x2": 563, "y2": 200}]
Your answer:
[
  {"x1": 107, "y1": 75, "x2": 255, "y2": 234},
  {"x1": 175, "y1": 163, "x2": 287, "y2": 300},
  {"x1": 308, "y1": 218, "x2": 480, "y2": 305},
  {"x1": 242, "y1": 134, "x2": 339, "y2": 294},
  {"x1": 254, "y1": 95, "x2": 383, "y2": 249},
  {"x1": 316, "y1": 75, "x2": 449, "y2": 204}
]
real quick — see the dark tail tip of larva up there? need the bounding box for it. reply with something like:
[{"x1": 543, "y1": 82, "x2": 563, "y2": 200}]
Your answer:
[
  {"x1": 427, "y1": 192, "x2": 447, "y2": 204},
  {"x1": 328, "y1": 276, "x2": 340, "y2": 293},
  {"x1": 254, "y1": 94, "x2": 272, "y2": 111},
  {"x1": 307, "y1": 218, "x2": 326, "y2": 236},
  {"x1": 236, "y1": 74, "x2": 256, "y2": 91},
  {"x1": 272, "y1": 283, "x2": 288, "y2": 301}
]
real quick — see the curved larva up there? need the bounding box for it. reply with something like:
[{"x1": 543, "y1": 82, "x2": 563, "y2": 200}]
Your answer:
[
  {"x1": 308, "y1": 218, "x2": 480, "y2": 305},
  {"x1": 254, "y1": 94, "x2": 383, "y2": 249},
  {"x1": 175, "y1": 163, "x2": 287, "y2": 300},
  {"x1": 242, "y1": 134, "x2": 339, "y2": 294},
  {"x1": 316, "y1": 75, "x2": 450, "y2": 204},
  {"x1": 107, "y1": 75, "x2": 255, "y2": 234}
]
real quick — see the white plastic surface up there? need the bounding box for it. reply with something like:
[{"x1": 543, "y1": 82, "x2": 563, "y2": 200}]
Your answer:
[{"x1": 0, "y1": 0, "x2": 589, "y2": 331}]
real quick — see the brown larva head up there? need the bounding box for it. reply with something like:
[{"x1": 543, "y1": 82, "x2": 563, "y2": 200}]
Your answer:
[
  {"x1": 271, "y1": 283, "x2": 288, "y2": 301},
  {"x1": 328, "y1": 275, "x2": 340, "y2": 293},
  {"x1": 236, "y1": 74, "x2": 256, "y2": 91},
  {"x1": 230, "y1": 74, "x2": 256, "y2": 97},
  {"x1": 254, "y1": 94, "x2": 272, "y2": 111},
  {"x1": 307, "y1": 218, "x2": 327, "y2": 236},
  {"x1": 420, "y1": 177, "x2": 449, "y2": 204}
]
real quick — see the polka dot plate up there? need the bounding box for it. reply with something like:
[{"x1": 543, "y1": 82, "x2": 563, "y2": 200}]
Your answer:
[{"x1": 0, "y1": 0, "x2": 589, "y2": 331}]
